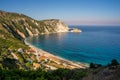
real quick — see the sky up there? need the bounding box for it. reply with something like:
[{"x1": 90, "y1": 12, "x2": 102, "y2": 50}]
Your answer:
[{"x1": 0, "y1": 0, "x2": 120, "y2": 25}]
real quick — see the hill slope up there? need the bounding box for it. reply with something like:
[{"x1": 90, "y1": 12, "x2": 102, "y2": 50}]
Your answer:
[
  {"x1": 0, "y1": 10, "x2": 69, "y2": 40},
  {"x1": 0, "y1": 10, "x2": 120, "y2": 80},
  {"x1": 0, "y1": 10, "x2": 69, "y2": 69}
]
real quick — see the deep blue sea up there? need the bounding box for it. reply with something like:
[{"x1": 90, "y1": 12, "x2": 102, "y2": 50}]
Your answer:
[{"x1": 26, "y1": 26, "x2": 120, "y2": 65}]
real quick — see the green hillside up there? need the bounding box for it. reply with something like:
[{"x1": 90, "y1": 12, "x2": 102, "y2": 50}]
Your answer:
[
  {"x1": 0, "y1": 10, "x2": 120, "y2": 80},
  {"x1": 0, "y1": 10, "x2": 68, "y2": 70}
]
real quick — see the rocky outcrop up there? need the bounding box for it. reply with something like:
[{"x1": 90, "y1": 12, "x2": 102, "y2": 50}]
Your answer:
[
  {"x1": 40, "y1": 19, "x2": 69, "y2": 33},
  {"x1": 16, "y1": 29, "x2": 26, "y2": 39},
  {"x1": 25, "y1": 27, "x2": 34, "y2": 37},
  {"x1": 70, "y1": 28, "x2": 82, "y2": 32}
]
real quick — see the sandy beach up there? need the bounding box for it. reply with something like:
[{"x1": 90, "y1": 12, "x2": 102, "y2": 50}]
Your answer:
[{"x1": 25, "y1": 39, "x2": 88, "y2": 69}]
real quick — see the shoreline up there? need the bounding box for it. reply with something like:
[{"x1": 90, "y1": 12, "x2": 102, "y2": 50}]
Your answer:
[{"x1": 24, "y1": 39, "x2": 88, "y2": 69}]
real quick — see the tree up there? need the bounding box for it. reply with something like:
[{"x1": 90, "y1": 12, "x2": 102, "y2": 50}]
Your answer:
[
  {"x1": 0, "y1": 63, "x2": 3, "y2": 69},
  {"x1": 90, "y1": 63, "x2": 95, "y2": 68},
  {"x1": 35, "y1": 77, "x2": 46, "y2": 80},
  {"x1": 19, "y1": 57, "x2": 24, "y2": 64},
  {"x1": 26, "y1": 62, "x2": 31, "y2": 68},
  {"x1": 111, "y1": 59, "x2": 119, "y2": 66}
]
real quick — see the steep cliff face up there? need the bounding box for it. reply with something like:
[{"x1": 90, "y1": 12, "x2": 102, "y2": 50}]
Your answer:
[
  {"x1": 0, "y1": 11, "x2": 69, "y2": 40},
  {"x1": 40, "y1": 19, "x2": 69, "y2": 33}
]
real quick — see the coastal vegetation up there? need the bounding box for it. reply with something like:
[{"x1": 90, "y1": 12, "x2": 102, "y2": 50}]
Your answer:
[
  {"x1": 0, "y1": 10, "x2": 82, "y2": 70},
  {"x1": 0, "y1": 10, "x2": 70, "y2": 70},
  {"x1": 0, "y1": 59, "x2": 120, "y2": 80},
  {"x1": 0, "y1": 10, "x2": 120, "y2": 80}
]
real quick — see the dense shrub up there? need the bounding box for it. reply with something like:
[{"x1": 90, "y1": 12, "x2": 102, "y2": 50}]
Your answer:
[{"x1": 0, "y1": 68, "x2": 87, "y2": 80}]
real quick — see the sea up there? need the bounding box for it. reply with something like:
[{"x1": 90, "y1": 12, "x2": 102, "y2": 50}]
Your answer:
[{"x1": 26, "y1": 25, "x2": 120, "y2": 65}]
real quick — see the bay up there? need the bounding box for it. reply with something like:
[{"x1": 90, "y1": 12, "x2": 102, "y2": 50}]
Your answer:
[{"x1": 26, "y1": 26, "x2": 120, "y2": 65}]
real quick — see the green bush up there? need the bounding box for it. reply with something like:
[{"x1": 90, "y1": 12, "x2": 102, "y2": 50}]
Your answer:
[{"x1": 111, "y1": 59, "x2": 119, "y2": 66}]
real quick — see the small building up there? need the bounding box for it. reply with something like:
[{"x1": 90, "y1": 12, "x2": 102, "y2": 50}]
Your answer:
[
  {"x1": 18, "y1": 48, "x2": 23, "y2": 53},
  {"x1": 26, "y1": 49, "x2": 36, "y2": 54},
  {"x1": 40, "y1": 56, "x2": 48, "y2": 60}
]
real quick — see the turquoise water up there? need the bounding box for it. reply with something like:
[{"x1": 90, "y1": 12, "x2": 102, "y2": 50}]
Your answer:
[{"x1": 26, "y1": 26, "x2": 120, "y2": 65}]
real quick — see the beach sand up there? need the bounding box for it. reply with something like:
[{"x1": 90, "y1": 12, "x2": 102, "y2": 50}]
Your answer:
[{"x1": 25, "y1": 40, "x2": 88, "y2": 69}]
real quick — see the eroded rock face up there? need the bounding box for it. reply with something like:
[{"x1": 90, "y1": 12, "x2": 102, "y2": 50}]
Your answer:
[
  {"x1": 55, "y1": 20, "x2": 69, "y2": 32},
  {"x1": 16, "y1": 29, "x2": 26, "y2": 39},
  {"x1": 0, "y1": 11, "x2": 69, "y2": 40},
  {"x1": 41, "y1": 19, "x2": 69, "y2": 33},
  {"x1": 25, "y1": 27, "x2": 33, "y2": 37}
]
